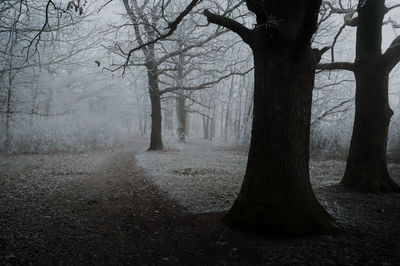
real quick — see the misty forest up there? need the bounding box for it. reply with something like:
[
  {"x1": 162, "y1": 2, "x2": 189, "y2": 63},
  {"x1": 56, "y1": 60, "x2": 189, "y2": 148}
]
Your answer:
[{"x1": 1, "y1": 0, "x2": 400, "y2": 264}]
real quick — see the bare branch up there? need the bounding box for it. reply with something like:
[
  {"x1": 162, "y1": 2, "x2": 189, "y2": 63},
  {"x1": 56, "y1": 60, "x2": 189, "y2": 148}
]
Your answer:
[
  {"x1": 160, "y1": 68, "x2": 253, "y2": 95},
  {"x1": 97, "y1": 0, "x2": 114, "y2": 13},
  {"x1": 316, "y1": 62, "x2": 355, "y2": 72},
  {"x1": 382, "y1": 35, "x2": 400, "y2": 71},
  {"x1": 120, "y1": 0, "x2": 201, "y2": 75},
  {"x1": 203, "y1": 9, "x2": 251, "y2": 44},
  {"x1": 385, "y1": 4, "x2": 400, "y2": 14},
  {"x1": 331, "y1": 23, "x2": 346, "y2": 62},
  {"x1": 311, "y1": 98, "x2": 354, "y2": 126},
  {"x1": 313, "y1": 46, "x2": 330, "y2": 64}
]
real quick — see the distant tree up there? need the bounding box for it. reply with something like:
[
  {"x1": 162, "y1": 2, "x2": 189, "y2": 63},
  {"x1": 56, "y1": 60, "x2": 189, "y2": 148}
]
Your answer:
[
  {"x1": 317, "y1": 0, "x2": 400, "y2": 192},
  {"x1": 162, "y1": 34, "x2": 250, "y2": 143},
  {"x1": 119, "y1": 0, "x2": 236, "y2": 149},
  {"x1": 0, "y1": 0, "x2": 89, "y2": 151}
]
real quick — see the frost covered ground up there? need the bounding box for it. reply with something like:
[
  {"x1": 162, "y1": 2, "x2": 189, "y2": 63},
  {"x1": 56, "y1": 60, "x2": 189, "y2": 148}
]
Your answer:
[
  {"x1": 136, "y1": 139, "x2": 245, "y2": 213},
  {"x1": 1, "y1": 136, "x2": 400, "y2": 265},
  {"x1": 136, "y1": 137, "x2": 400, "y2": 225}
]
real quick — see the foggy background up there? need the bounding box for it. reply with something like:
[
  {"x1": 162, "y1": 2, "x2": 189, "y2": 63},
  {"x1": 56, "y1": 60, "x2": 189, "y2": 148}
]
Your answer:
[{"x1": 1, "y1": 0, "x2": 399, "y2": 158}]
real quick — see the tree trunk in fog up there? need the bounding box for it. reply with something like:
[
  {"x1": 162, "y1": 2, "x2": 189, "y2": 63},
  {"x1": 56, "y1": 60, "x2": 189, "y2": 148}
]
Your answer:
[
  {"x1": 45, "y1": 86, "x2": 53, "y2": 115},
  {"x1": 143, "y1": 112, "x2": 147, "y2": 135},
  {"x1": 175, "y1": 51, "x2": 186, "y2": 143},
  {"x1": 185, "y1": 114, "x2": 190, "y2": 137},
  {"x1": 139, "y1": 119, "x2": 143, "y2": 135},
  {"x1": 5, "y1": 71, "x2": 12, "y2": 151},
  {"x1": 341, "y1": 0, "x2": 400, "y2": 192},
  {"x1": 176, "y1": 94, "x2": 186, "y2": 142},
  {"x1": 203, "y1": 116, "x2": 209, "y2": 139},
  {"x1": 29, "y1": 75, "x2": 39, "y2": 129},
  {"x1": 148, "y1": 66, "x2": 164, "y2": 151},
  {"x1": 205, "y1": 0, "x2": 337, "y2": 235},
  {"x1": 163, "y1": 101, "x2": 173, "y2": 137},
  {"x1": 210, "y1": 106, "x2": 216, "y2": 140},
  {"x1": 235, "y1": 85, "x2": 243, "y2": 139},
  {"x1": 224, "y1": 77, "x2": 235, "y2": 141},
  {"x1": 4, "y1": 57, "x2": 15, "y2": 152},
  {"x1": 343, "y1": 66, "x2": 399, "y2": 192},
  {"x1": 220, "y1": 104, "x2": 224, "y2": 138},
  {"x1": 122, "y1": 0, "x2": 164, "y2": 150}
]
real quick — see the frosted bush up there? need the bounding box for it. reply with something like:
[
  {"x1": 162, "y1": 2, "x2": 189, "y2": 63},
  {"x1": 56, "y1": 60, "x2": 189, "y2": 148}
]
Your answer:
[{"x1": 1, "y1": 112, "x2": 134, "y2": 154}]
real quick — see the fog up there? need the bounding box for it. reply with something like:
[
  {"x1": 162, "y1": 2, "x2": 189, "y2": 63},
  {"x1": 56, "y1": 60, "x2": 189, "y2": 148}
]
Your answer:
[
  {"x1": 0, "y1": 0, "x2": 398, "y2": 157},
  {"x1": 2, "y1": 0, "x2": 400, "y2": 264}
]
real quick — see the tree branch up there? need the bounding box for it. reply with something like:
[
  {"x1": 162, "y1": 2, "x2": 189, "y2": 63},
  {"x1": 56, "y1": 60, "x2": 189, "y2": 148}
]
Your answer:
[
  {"x1": 382, "y1": 35, "x2": 400, "y2": 71},
  {"x1": 159, "y1": 67, "x2": 253, "y2": 95},
  {"x1": 120, "y1": 0, "x2": 201, "y2": 75},
  {"x1": 313, "y1": 46, "x2": 330, "y2": 64},
  {"x1": 385, "y1": 4, "x2": 400, "y2": 14},
  {"x1": 311, "y1": 98, "x2": 353, "y2": 126},
  {"x1": 316, "y1": 62, "x2": 355, "y2": 72},
  {"x1": 203, "y1": 9, "x2": 251, "y2": 44}
]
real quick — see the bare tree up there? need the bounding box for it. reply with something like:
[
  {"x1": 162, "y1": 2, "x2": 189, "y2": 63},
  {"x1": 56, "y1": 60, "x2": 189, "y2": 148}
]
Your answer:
[
  {"x1": 317, "y1": 0, "x2": 400, "y2": 192},
  {"x1": 204, "y1": 0, "x2": 338, "y2": 235}
]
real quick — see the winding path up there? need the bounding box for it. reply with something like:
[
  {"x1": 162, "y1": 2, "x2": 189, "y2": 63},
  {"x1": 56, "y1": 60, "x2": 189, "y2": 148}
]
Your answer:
[{"x1": 1, "y1": 137, "x2": 400, "y2": 265}]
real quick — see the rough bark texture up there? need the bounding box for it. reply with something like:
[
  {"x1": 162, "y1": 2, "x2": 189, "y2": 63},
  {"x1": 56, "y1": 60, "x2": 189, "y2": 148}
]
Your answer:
[
  {"x1": 341, "y1": 0, "x2": 400, "y2": 193},
  {"x1": 148, "y1": 65, "x2": 164, "y2": 151},
  {"x1": 223, "y1": 35, "x2": 336, "y2": 235},
  {"x1": 207, "y1": 0, "x2": 337, "y2": 235}
]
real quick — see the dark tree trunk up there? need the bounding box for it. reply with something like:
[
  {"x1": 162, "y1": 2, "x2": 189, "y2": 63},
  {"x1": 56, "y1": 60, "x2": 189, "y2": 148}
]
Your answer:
[
  {"x1": 206, "y1": 0, "x2": 337, "y2": 235},
  {"x1": 176, "y1": 95, "x2": 186, "y2": 142},
  {"x1": 342, "y1": 67, "x2": 399, "y2": 192},
  {"x1": 341, "y1": 0, "x2": 400, "y2": 192},
  {"x1": 148, "y1": 67, "x2": 164, "y2": 151},
  {"x1": 223, "y1": 37, "x2": 336, "y2": 235}
]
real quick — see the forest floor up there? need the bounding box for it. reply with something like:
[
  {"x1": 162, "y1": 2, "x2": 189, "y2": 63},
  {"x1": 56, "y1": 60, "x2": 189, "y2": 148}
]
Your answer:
[{"x1": 1, "y1": 136, "x2": 400, "y2": 265}]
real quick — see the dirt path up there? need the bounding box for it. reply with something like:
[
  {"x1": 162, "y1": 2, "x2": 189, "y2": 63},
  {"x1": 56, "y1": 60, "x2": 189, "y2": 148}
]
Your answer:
[
  {"x1": 1, "y1": 138, "x2": 400, "y2": 265},
  {"x1": 0, "y1": 138, "x2": 190, "y2": 265}
]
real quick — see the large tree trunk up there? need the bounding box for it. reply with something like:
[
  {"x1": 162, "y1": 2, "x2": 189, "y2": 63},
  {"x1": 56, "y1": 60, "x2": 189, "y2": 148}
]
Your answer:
[
  {"x1": 223, "y1": 41, "x2": 336, "y2": 235},
  {"x1": 205, "y1": 0, "x2": 336, "y2": 235},
  {"x1": 148, "y1": 67, "x2": 164, "y2": 151},
  {"x1": 341, "y1": 0, "x2": 400, "y2": 192},
  {"x1": 342, "y1": 64, "x2": 399, "y2": 192}
]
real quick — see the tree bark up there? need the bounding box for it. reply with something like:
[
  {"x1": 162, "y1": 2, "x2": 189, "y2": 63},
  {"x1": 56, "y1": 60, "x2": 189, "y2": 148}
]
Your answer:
[
  {"x1": 205, "y1": 0, "x2": 337, "y2": 235},
  {"x1": 341, "y1": 0, "x2": 400, "y2": 192},
  {"x1": 223, "y1": 35, "x2": 336, "y2": 235},
  {"x1": 342, "y1": 65, "x2": 399, "y2": 192},
  {"x1": 148, "y1": 66, "x2": 164, "y2": 151}
]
